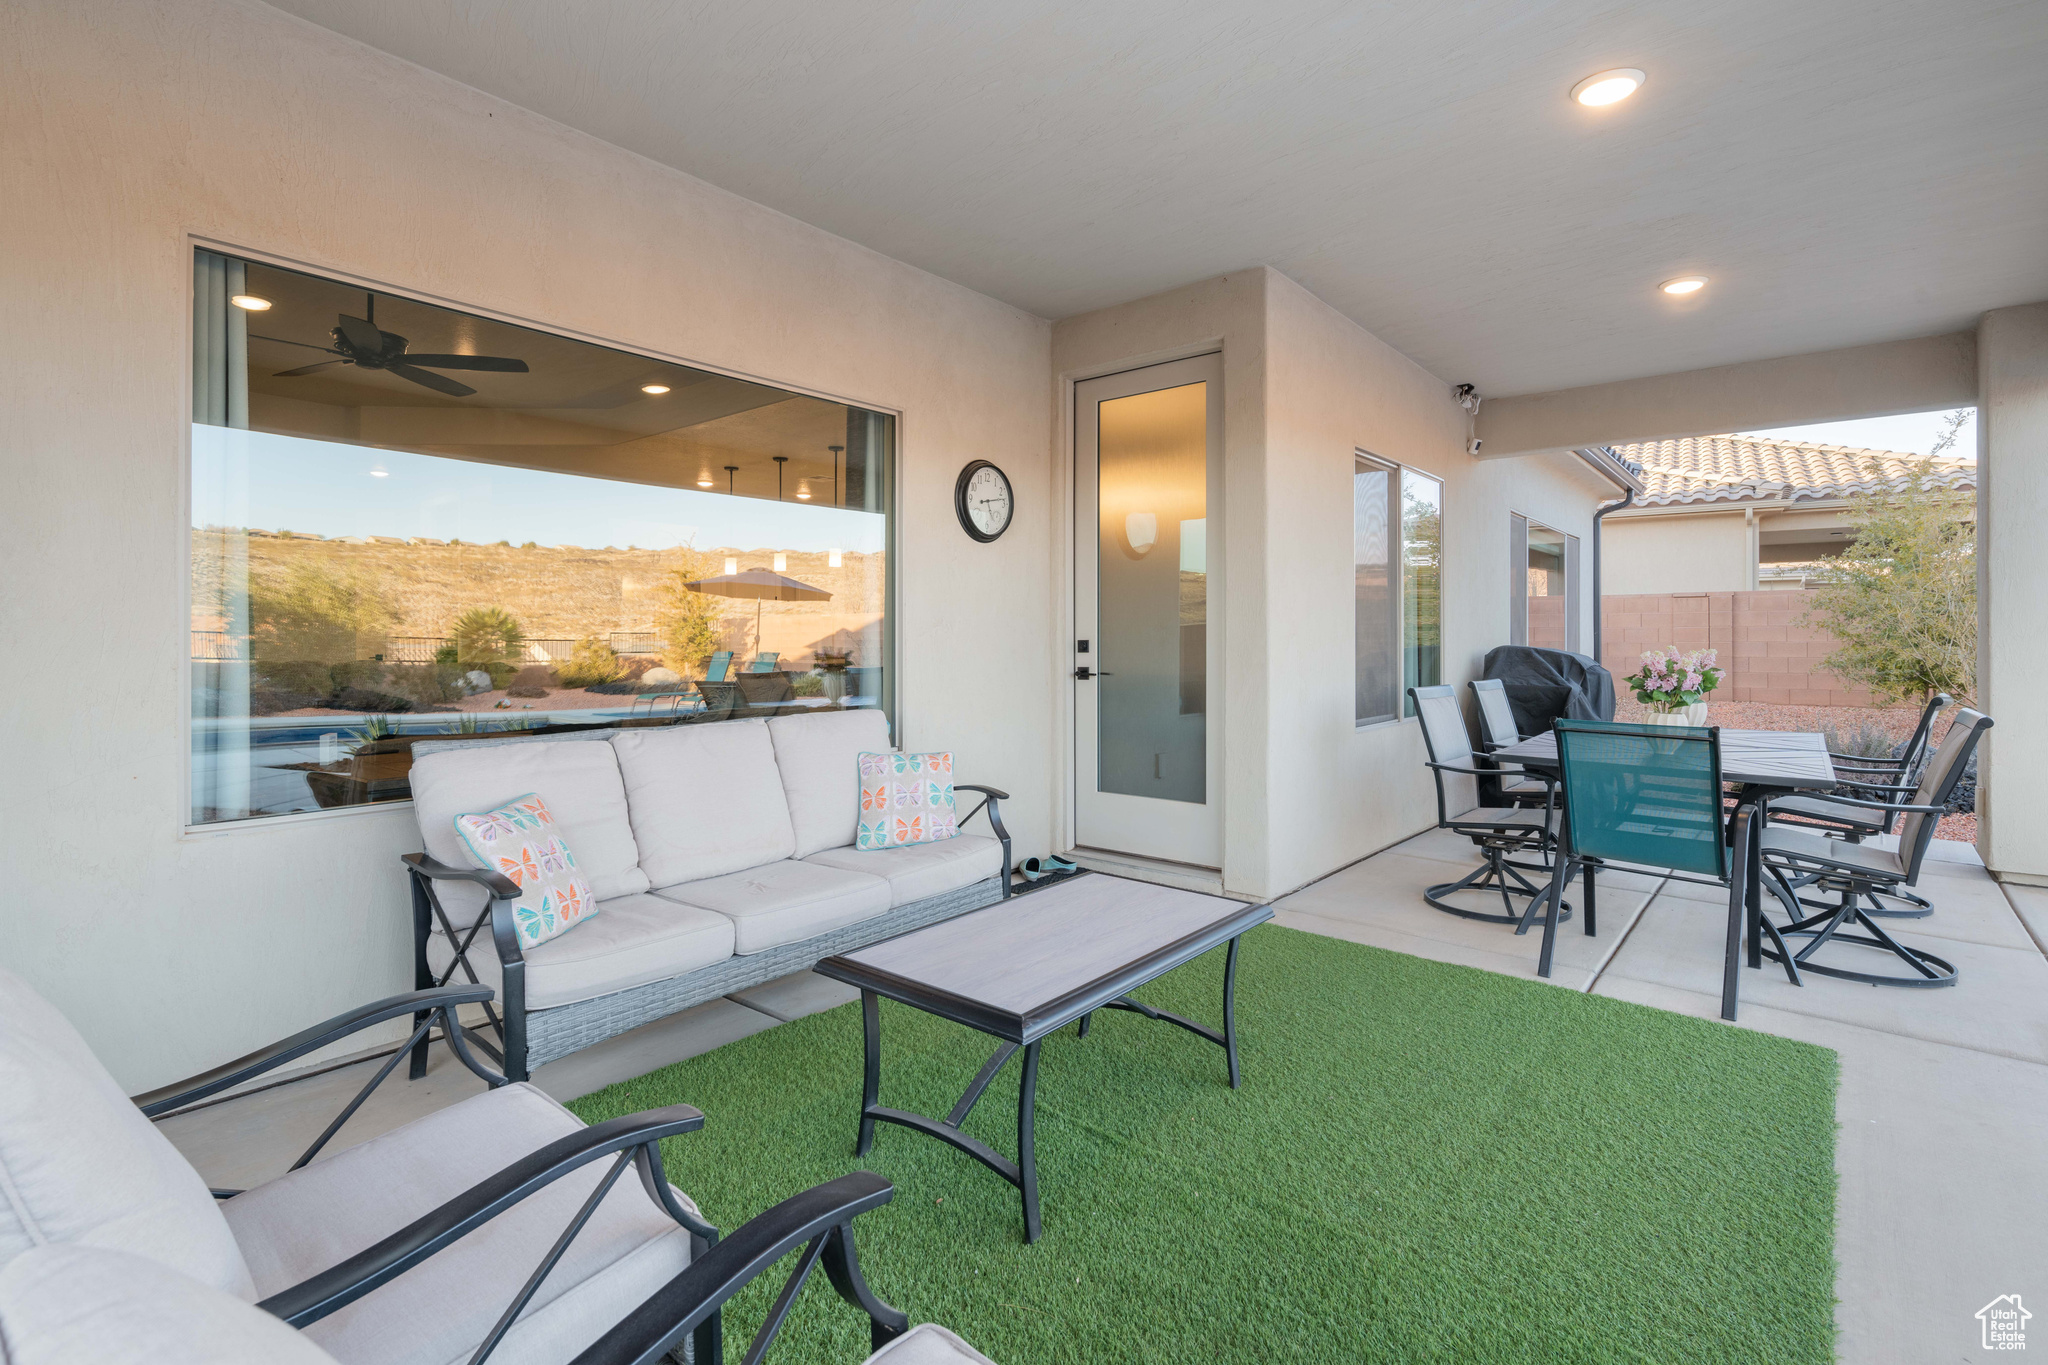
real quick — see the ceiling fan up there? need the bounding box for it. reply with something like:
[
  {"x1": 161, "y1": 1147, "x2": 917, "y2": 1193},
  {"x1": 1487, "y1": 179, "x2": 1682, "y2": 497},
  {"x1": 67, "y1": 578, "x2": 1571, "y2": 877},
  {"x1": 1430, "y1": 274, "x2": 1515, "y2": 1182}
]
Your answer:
[{"x1": 255, "y1": 293, "x2": 529, "y2": 397}]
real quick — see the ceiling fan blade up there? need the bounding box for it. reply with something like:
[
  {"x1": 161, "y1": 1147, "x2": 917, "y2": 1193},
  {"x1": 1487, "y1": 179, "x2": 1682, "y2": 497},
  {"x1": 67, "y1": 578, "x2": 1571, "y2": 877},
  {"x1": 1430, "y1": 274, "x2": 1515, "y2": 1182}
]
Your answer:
[
  {"x1": 386, "y1": 363, "x2": 476, "y2": 398},
  {"x1": 272, "y1": 360, "x2": 350, "y2": 378},
  {"x1": 396, "y1": 354, "x2": 529, "y2": 372},
  {"x1": 250, "y1": 335, "x2": 343, "y2": 355},
  {"x1": 336, "y1": 314, "x2": 389, "y2": 357}
]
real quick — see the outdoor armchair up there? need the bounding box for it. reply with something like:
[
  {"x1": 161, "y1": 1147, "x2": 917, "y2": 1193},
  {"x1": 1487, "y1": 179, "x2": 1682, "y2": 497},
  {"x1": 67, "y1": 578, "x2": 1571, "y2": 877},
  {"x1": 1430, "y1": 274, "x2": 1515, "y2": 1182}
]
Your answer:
[
  {"x1": 0, "y1": 965, "x2": 717, "y2": 1365},
  {"x1": 1468, "y1": 677, "x2": 1552, "y2": 807},
  {"x1": 1410, "y1": 684, "x2": 1563, "y2": 925},
  {"x1": 1755, "y1": 708, "x2": 1992, "y2": 990},
  {"x1": 1526, "y1": 720, "x2": 1794, "y2": 1021}
]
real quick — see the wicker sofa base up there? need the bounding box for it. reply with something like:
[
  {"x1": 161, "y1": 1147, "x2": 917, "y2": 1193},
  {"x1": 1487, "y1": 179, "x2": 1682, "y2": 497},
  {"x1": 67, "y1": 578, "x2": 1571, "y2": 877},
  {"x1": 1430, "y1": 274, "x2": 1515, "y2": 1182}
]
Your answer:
[{"x1": 520, "y1": 876, "x2": 1006, "y2": 1071}]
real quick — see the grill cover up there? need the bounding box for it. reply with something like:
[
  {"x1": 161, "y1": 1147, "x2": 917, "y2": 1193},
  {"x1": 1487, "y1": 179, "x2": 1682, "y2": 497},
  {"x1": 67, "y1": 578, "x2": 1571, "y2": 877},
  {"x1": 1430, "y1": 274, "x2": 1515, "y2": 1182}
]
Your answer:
[{"x1": 1481, "y1": 646, "x2": 1616, "y2": 736}]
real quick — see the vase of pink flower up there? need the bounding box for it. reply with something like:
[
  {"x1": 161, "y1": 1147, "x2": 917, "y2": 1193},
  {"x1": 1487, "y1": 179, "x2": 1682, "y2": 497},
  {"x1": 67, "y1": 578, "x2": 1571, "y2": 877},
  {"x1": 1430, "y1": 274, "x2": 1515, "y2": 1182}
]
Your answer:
[{"x1": 1624, "y1": 646, "x2": 1723, "y2": 726}]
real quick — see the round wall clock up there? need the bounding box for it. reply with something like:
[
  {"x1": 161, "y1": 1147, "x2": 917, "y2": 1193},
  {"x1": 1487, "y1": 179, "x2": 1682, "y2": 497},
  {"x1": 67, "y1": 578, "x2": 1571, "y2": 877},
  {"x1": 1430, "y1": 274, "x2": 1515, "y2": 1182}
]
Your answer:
[{"x1": 955, "y1": 460, "x2": 1015, "y2": 542}]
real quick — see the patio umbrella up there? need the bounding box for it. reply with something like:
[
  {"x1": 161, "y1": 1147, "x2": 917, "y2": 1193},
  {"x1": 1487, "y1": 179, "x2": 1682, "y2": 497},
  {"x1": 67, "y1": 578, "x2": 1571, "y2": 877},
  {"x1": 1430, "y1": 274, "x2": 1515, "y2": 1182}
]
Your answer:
[{"x1": 683, "y1": 567, "x2": 831, "y2": 661}]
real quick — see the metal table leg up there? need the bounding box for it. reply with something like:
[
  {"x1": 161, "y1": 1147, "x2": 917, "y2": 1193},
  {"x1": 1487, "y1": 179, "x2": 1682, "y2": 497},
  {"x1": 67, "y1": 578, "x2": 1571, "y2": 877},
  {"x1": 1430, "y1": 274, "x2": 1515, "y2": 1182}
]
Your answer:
[
  {"x1": 1018, "y1": 1040, "x2": 1042, "y2": 1242},
  {"x1": 856, "y1": 989, "x2": 880, "y2": 1157}
]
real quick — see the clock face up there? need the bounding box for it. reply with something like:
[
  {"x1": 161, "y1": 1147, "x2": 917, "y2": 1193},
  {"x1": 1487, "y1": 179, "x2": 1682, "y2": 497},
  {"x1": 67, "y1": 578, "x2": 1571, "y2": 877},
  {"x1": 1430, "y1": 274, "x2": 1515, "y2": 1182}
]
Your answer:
[{"x1": 956, "y1": 461, "x2": 1014, "y2": 541}]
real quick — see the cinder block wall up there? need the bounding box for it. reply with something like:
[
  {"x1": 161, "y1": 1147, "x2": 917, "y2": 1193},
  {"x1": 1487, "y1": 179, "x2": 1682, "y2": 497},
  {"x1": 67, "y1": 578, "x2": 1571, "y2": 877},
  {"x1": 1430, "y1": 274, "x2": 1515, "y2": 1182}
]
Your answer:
[{"x1": 1600, "y1": 591, "x2": 1877, "y2": 706}]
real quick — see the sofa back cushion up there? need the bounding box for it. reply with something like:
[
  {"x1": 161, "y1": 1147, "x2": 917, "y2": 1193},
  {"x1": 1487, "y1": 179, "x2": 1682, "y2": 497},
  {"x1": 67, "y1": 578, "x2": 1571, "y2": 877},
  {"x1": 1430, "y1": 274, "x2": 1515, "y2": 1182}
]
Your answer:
[
  {"x1": 0, "y1": 968, "x2": 256, "y2": 1301},
  {"x1": 768, "y1": 709, "x2": 893, "y2": 856},
  {"x1": 611, "y1": 720, "x2": 796, "y2": 886},
  {"x1": 0, "y1": 1245, "x2": 337, "y2": 1365},
  {"x1": 410, "y1": 738, "x2": 649, "y2": 931}
]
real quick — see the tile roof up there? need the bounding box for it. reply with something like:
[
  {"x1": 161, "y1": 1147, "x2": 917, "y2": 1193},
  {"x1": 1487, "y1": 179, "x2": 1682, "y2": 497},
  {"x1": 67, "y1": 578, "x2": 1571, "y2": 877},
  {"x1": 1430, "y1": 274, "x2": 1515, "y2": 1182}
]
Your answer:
[{"x1": 1613, "y1": 435, "x2": 1976, "y2": 507}]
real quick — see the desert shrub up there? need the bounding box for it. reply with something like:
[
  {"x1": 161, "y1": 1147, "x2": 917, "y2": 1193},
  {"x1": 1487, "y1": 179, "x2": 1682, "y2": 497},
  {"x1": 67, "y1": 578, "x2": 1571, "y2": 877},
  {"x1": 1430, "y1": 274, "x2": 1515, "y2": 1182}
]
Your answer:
[
  {"x1": 249, "y1": 563, "x2": 397, "y2": 663},
  {"x1": 255, "y1": 659, "x2": 336, "y2": 698},
  {"x1": 1822, "y1": 719, "x2": 1897, "y2": 760},
  {"x1": 506, "y1": 664, "x2": 554, "y2": 698},
  {"x1": 652, "y1": 551, "x2": 725, "y2": 675},
  {"x1": 556, "y1": 636, "x2": 626, "y2": 687},
  {"x1": 384, "y1": 662, "x2": 468, "y2": 707},
  {"x1": 449, "y1": 606, "x2": 525, "y2": 669},
  {"x1": 328, "y1": 659, "x2": 388, "y2": 692},
  {"x1": 791, "y1": 672, "x2": 825, "y2": 697},
  {"x1": 434, "y1": 644, "x2": 460, "y2": 666}
]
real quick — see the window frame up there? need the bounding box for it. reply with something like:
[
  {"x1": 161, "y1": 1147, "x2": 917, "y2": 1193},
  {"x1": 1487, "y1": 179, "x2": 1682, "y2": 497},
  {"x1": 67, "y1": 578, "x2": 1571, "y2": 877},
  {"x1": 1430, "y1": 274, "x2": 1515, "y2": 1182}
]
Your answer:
[
  {"x1": 1509, "y1": 513, "x2": 1580, "y2": 655},
  {"x1": 1353, "y1": 451, "x2": 1444, "y2": 730},
  {"x1": 179, "y1": 237, "x2": 902, "y2": 834}
]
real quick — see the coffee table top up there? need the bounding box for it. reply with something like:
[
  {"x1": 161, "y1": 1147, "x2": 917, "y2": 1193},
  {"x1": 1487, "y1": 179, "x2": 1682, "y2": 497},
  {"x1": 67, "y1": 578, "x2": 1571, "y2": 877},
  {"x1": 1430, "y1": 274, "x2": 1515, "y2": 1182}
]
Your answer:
[
  {"x1": 816, "y1": 873, "x2": 1272, "y2": 1043},
  {"x1": 1495, "y1": 726, "x2": 1837, "y2": 791}
]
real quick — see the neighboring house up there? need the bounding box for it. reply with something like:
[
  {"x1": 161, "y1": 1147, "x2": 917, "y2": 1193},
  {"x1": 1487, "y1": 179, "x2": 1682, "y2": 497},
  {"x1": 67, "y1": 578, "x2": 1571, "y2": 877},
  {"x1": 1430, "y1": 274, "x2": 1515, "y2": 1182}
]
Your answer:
[{"x1": 1600, "y1": 435, "x2": 1976, "y2": 594}]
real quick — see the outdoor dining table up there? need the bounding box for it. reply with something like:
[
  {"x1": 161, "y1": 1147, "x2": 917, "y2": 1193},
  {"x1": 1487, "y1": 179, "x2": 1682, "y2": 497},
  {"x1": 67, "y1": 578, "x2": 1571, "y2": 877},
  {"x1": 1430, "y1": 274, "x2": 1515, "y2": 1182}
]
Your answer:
[{"x1": 1491, "y1": 725, "x2": 1844, "y2": 980}]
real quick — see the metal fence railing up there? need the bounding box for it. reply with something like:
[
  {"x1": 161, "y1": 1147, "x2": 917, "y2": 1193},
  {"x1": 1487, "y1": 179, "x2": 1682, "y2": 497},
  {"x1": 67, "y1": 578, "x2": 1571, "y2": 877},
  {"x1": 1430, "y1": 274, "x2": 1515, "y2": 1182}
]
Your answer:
[{"x1": 610, "y1": 632, "x2": 660, "y2": 655}]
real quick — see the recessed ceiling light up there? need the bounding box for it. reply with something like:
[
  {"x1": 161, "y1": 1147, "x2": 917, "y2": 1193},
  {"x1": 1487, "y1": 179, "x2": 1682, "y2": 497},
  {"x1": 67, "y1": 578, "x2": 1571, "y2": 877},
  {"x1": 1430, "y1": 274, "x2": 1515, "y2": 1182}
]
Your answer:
[
  {"x1": 369, "y1": 468, "x2": 389, "y2": 478},
  {"x1": 641, "y1": 383, "x2": 670, "y2": 395},
  {"x1": 1660, "y1": 275, "x2": 1709, "y2": 296},
  {"x1": 1571, "y1": 68, "x2": 1645, "y2": 107},
  {"x1": 695, "y1": 476, "x2": 713, "y2": 488},
  {"x1": 230, "y1": 294, "x2": 272, "y2": 311}
]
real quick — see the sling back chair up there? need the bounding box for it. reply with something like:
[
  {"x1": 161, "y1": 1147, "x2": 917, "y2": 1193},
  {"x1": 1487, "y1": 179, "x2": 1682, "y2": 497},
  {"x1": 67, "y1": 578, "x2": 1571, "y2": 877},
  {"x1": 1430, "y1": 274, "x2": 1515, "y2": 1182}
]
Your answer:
[
  {"x1": 1763, "y1": 692, "x2": 1951, "y2": 918},
  {"x1": 1410, "y1": 685, "x2": 1563, "y2": 925},
  {"x1": 1468, "y1": 678, "x2": 1552, "y2": 807},
  {"x1": 1527, "y1": 720, "x2": 1792, "y2": 1022},
  {"x1": 1755, "y1": 708, "x2": 1992, "y2": 990}
]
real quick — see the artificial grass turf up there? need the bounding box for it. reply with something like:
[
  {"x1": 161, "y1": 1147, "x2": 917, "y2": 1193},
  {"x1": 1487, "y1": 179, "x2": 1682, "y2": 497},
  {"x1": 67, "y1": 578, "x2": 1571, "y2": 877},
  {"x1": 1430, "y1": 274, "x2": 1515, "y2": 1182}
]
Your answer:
[{"x1": 570, "y1": 924, "x2": 1838, "y2": 1363}]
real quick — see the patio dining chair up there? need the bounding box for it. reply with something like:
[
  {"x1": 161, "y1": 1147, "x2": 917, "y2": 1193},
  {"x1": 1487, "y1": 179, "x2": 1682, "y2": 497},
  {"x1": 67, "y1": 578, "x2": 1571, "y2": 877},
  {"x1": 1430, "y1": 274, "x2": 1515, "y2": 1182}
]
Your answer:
[
  {"x1": 1754, "y1": 708, "x2": 1992, "y2": 990},
  {"x1": 747, "y1": 652, "x2": 780, "y2": 673},
  {"x1": 1526, "y1": 720, "x2": 1789, "y2": 1021},
  {"x1": 1409, "y1": 684, "x2": 1562, "y2": 925},
  {"x1": 1764, "y1": 692, "x2": 1950, "y2": 917},
  {"x1": 1469, "y1": 677, "x2": 1552, "y2": 807}
]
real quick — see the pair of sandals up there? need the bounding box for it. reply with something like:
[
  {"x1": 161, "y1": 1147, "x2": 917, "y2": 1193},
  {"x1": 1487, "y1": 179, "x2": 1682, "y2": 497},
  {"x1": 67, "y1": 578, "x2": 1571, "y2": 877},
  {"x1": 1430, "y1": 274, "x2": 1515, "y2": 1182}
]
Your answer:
[{"x1": 1015, "y1": 854, "x2": 1081, "y2": 882}]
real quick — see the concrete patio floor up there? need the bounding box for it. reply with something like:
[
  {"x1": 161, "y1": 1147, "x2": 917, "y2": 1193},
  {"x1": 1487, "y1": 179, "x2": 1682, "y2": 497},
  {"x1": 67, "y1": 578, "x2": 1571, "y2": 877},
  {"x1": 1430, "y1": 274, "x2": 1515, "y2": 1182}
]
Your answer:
[{"x1": 156, "y1": 838, "x2": 2047, "y2": 1362}]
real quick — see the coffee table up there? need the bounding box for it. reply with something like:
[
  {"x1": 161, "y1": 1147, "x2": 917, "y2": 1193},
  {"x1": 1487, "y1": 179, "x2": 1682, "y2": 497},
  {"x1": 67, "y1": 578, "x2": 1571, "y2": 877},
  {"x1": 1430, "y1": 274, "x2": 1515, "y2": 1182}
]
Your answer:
[{"x1": 814, "y1": 872, "x2": 1272, "y2": 1242}]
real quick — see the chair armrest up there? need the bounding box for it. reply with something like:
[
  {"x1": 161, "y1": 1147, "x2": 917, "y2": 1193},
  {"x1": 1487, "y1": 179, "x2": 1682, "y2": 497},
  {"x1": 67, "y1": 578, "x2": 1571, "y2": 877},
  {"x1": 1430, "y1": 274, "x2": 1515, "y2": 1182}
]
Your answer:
[
  {"x1": 1830, "y1": 751, "x2": 1908, "y2": 767},
  {"x1": 1427, "y1": 761, "x2": 1553, "y2": 783},
  {"x1": 134, "y1": 985, "x2": 495, "y2": 1117},
  {"x1": 568, "y1": 1171, "x2": 906, "y2": 1365},
  {"x1": 1830, "y1": 776, "x2": 1913, "y2": 795},
  {"x1": 259, "y1": 1105, "x2": 708, "y2": 1329},
  {"x1": 403, "y1": 852, "x2": 521, "y2": 900},
  {"x1": 1775, "y1": 792, "x2": 1951, "y2": 816}
]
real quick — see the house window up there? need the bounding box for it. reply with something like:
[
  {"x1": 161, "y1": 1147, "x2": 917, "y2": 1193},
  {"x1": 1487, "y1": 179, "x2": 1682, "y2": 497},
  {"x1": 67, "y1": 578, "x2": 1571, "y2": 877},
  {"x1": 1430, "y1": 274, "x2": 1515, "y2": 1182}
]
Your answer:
[
  {"x1": 1509, "y1": 514, "x2": 1578, "y2": 652},
  {"x1": 1354, "y1": 455, "x2": 1443, "y2": 725},
  {"x1": 188, "y1": 249, "x2": 893, "y2": 826}
]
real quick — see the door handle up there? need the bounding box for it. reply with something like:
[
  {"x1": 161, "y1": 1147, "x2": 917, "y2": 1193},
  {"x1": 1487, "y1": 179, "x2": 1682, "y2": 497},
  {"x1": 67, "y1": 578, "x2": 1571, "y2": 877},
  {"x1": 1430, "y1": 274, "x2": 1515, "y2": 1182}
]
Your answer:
[{"x1": 1073, "y1": 666, "x2": 1114, "y2": 680}]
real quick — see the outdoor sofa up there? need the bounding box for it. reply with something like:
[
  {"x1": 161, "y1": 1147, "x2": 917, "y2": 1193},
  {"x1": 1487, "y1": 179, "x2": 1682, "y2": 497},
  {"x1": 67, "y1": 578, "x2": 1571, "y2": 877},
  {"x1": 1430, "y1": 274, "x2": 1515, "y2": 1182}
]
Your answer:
[{"x1": 404, "y1": 709, "x2": 1012, "y2": 1082}]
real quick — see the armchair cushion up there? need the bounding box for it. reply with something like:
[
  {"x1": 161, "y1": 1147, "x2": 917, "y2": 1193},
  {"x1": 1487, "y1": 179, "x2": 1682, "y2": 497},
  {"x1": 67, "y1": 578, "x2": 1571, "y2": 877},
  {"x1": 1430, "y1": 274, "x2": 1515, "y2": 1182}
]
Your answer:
[
  {"x1": 454, "y1": 794, "x2": 597, "y2": 950},
  {"x1": 864, "y1": 1323, "x2": 999, "y2": 1364},
  {"x1": 411, "y1": 739, "x2": 649, "y2": 930},
  {"x1": 0, "y1": 1245, "x2": 336, "y2": 1365},
  {"x1": 427, "y1": 893, "x2": 735, "y2": 1011},
  {"x1": 610, "y1": 721, "x2": 795, "y2": 886},
  {"x1": 652, "y1": 860, "x2": 890, "y2": 955},
  {"x1": 221, "y1": 1083, "x2": 697, "y2": 1365},
  {"x1": 768, "y1": 709, "x2": 893, "y2": 856},
  {"x1": 806, "y1": 834, "x2": 1005, "y2": 907},
  {"x1": 0, "y1": 967, "x2": 255, "y2": 1300}
]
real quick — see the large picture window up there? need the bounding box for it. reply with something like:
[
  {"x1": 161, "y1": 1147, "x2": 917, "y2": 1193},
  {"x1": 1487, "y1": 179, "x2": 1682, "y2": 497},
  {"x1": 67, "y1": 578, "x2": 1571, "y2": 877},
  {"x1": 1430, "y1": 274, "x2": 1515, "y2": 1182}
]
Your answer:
[
  {"x1": 189, "y1": 250, "x2": 892, "y2": 825},
  {"x1": 1354, "y1": 455, "x2": 1442, "y2": 725}
]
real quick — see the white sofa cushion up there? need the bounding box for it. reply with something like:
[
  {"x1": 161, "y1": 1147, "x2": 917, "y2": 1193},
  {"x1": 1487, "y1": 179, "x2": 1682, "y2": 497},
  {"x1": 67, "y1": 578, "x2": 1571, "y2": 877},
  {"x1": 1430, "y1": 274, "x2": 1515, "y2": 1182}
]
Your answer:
[
  {"x1": 652, "y1": 860, "x2": 890, "y2": 955},
  {"x1": 805, "y1": 834, "x2": 1005, "y2": 907},
  {"x1": 0, "y1": 1245, "x2": 337, "y2": 1365},
  {"x1": 424, "y1": 893, "x2": 734, "y2": 1011},
  {"x1": 768, "y1": 710, "x2": 892, "y2": 857},
  {"x1": 0, "y1": 967, "x2": 255, "y2": 1300},
  {"x1": 610, "y1": 721, "x2": 796, "y2": 886},
  {"x1": 864, "y1": 1323, "x2": 999, "y2": 1365},
  {"x1": 222, "y1": 1083, "x2": 697, "y2": 1365},
  {"x1": 410, "y1": 738, "x2": 649, "y2": 933}
]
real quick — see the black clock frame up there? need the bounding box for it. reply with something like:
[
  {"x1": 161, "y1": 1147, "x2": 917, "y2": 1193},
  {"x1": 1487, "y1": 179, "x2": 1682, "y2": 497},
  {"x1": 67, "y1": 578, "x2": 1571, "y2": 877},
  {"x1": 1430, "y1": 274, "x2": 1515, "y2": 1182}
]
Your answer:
[{"x1": 954, "y1": 460, "x2": 1014, "y2": 543}]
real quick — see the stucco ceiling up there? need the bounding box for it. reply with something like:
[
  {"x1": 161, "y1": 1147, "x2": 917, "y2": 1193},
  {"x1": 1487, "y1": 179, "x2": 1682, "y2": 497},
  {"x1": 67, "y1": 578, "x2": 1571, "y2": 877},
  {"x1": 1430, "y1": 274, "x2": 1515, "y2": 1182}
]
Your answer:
[{"x1": 262, "y1": 0, "x2": 2048, "y2": 396}]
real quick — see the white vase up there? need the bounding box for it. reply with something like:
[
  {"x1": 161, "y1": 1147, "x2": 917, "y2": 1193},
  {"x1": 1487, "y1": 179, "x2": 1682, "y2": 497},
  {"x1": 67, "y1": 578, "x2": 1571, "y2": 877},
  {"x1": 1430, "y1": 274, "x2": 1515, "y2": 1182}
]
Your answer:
[{"x1": 1642, "y1": 702, "x2": 1708, "y2": 727}]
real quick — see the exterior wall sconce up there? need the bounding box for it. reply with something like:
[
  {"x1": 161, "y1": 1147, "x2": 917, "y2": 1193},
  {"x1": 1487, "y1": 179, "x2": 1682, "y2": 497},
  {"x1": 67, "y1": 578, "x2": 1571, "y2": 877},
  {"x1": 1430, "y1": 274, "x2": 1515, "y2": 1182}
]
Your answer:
[{"x1": 1125, "y1": 511, "x2": 1158, "y2": 555}]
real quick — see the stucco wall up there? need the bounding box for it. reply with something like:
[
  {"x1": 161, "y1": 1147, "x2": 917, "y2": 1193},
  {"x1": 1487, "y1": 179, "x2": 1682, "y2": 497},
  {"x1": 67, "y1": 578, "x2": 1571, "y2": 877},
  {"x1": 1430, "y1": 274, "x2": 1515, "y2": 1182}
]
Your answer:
[
  {"x1": 1053, "y1": 270, "x2": 1617, "y2": 899},
  {"x1": 0, "y1": 0, "x2": 1054, "y2": 1089},
  {"x1": 1601, "y1": 511, "x2": 1755, "y2": 594}
]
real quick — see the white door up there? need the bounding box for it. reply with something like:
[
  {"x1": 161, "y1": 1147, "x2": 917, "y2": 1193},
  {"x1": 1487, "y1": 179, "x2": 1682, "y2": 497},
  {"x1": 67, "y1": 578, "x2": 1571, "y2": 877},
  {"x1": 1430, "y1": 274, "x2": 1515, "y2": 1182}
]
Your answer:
[{"x1": 1073, "y1": 354, "x2": 1223, "y2": 866}]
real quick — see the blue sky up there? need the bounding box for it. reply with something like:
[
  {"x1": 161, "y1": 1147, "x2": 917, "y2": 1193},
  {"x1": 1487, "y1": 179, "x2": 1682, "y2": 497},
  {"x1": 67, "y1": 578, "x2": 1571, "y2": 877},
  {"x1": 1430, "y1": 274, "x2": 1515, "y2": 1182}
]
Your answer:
[
  {"x1": 192, "y1": 427, "x2": 885, "y2": 553},
  {"x1": 1736, "y1": 406, "x2": 1976, "y2": 460}
]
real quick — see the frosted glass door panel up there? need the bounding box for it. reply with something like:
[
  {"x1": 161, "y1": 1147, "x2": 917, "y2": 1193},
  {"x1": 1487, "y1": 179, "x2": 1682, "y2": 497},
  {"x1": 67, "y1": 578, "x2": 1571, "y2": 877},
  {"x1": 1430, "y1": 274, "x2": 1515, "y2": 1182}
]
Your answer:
[{"x1": 1096, "y1": 383, "x2": 1208, "y2": 803}]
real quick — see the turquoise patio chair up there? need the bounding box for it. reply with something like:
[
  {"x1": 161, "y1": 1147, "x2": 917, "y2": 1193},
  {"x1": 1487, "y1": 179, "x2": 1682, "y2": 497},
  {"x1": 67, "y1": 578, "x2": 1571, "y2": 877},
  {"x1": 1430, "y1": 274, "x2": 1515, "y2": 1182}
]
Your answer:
[
  {"x1": 747, "y1": 651, "x2": 780, "y2": 673},
  {"x1": 1530, "y1": 718, "x2": 1790, "y2": 1021},
  {"x1": 702, "y1": 650, "x2": 734, "y2": 682}
]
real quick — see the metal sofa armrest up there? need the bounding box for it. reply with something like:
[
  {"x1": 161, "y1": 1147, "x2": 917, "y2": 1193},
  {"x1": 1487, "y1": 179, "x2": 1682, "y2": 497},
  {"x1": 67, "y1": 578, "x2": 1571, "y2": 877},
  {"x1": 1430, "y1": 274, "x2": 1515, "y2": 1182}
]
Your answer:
[
  {"x1": 134, "y1": 985, "x2": 498, "y2": 1119},
  {"x1": 568, "y1": 1171, "x2": 907, "y2": 1365},
  {"x1": 956, "y1": 784, "x2": 1014, "y2": 899},
  {"x1": 404, "y1": 852, "x2": 522, "y2": 900},
  {"x1": 259, "y1": 1104, "x2": 711, "y2": 1335}
]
